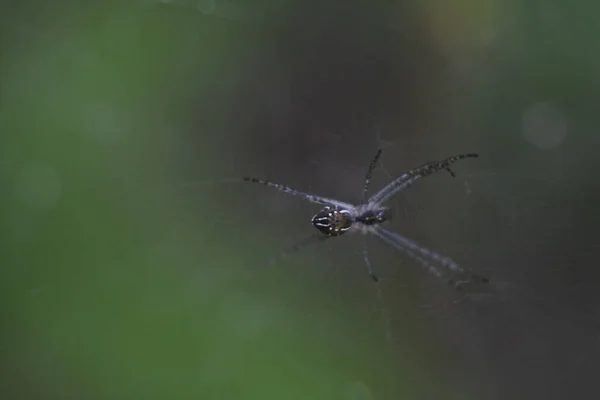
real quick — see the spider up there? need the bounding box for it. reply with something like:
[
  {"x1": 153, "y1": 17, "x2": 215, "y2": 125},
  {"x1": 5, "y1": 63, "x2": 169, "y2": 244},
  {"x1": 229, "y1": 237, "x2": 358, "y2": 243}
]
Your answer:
[{"x1": 243, "y1": 149, "x2": 489, "y2": 291}]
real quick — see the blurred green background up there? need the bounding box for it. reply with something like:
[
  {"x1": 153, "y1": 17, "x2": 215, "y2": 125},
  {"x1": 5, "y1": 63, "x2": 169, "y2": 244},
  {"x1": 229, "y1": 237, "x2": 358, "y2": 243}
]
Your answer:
[{"x1": 2, "y1": 1, "x2": 600, "y2": 399}]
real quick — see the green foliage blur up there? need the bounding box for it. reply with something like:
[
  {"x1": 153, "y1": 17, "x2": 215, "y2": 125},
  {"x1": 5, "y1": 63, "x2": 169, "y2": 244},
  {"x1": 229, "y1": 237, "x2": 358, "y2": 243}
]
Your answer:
[{"x1": 0, "y1": 2, "x2": 418, "y2": 399}]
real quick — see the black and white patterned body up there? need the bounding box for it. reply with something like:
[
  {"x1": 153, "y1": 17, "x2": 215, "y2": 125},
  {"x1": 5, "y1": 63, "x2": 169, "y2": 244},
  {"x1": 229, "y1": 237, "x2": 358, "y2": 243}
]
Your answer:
[
  {"x1": 311, "y1": 206, "x2": 354, "y2": 236},
  {"x1": 311, "y1": 205, "x2": 392, "y2": 237}
]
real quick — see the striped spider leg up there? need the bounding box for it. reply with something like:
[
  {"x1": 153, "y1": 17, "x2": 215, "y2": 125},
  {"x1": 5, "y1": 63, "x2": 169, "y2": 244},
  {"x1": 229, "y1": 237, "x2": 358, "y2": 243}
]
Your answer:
[
  {"x1": 368, "y1": 153, "x2": 479, "y2": 205},
  {"x1": 363, "y1": 152, "x2": 488, "y2": 290},
  {"x1": 361, "y1": 149, "x2": 393, "y2": 346},
  {"x1": 241, "y1": 176, "x2": 358, "y2": 266}
]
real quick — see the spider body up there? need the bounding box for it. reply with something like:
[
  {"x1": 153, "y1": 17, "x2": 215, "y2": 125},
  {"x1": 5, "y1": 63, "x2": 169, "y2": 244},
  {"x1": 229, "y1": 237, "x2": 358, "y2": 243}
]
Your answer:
[
  {"x1": 353, "y1": 205, "x2": 391, "y2": 227},
  {"x1": 241, "y1": 151, "x2": 487, "y2": 346},
  {"x1": 243, "y1": 151, "x2": 485, "y2": 287},
  {"x1": 311, "y1": 204, "x2": 392, "y2": 237},
  {"x1": 311, "y1": 206, "x2": 354, "y2": 236}
]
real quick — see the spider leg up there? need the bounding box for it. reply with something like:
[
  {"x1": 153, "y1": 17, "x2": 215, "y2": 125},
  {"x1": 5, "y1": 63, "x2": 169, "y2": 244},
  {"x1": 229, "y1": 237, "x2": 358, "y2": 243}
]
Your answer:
[
  {"x1": 371, "y1": 227, "x2": 488, "y2": 289},
  {"x1": 377, "y1": 227, "x2": 461, "y2": 272},
  {"x1": 363, "y1": 238, "x2": 393, "y2": 348},
  {"x1": 444, "y1": 166, "x2": 456, "y2": 178},
  {"x1": 362, "y1": 238, "x2": 379, "y2": 282},
  {"x1": 265, "y1": 234, "x2": 330, "y2": 267},
  {"x1": 243, "y1": 177, "x2": 354, "y2": 209},
  {"x1": 372, "y1": 227, "x2": 445, "y2": 278},
  {"x1": 362, "y1": 149, "x2": 383, "y2": 201},
  {"x1": 368, "y1": 153, "x2": 478, "y2": 205}
]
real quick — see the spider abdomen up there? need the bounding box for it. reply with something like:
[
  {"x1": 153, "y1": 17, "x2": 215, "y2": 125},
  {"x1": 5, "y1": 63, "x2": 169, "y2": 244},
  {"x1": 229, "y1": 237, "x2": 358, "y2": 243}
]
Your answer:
[{"x1": 312, "y1": 206, "x2": 354, "y2": 236}]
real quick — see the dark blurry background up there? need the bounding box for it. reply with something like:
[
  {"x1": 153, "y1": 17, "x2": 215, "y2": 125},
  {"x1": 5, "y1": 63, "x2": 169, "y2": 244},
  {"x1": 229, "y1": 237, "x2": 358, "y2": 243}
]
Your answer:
[{"x1": 2, "y1": 1, "x2": 600, "y2": 399}]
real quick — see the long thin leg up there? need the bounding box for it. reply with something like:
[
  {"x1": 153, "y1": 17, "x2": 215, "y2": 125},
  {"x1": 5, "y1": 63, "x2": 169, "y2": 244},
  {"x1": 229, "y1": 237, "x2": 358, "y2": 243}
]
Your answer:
[
  {"x1": 369, "y1": 154, "x2": 478, "y2": 205},
  {"x1": 362, "y1": 149, "x2": 383, "y2": 201},
  {"x1": 363, "y1": 238, "x2": 393, "y2": 348},
  {"x1": 443, "y1": 166, "x2": 456, "y2": 177},
  {"x1": 362, "y1": 239, "x2": 379, "y2": 282},
  {"x1": 377, "y1": 227, "x2": 462, "y2": 273},
  {"x1": 372, "y1": 227, "x2": 488, "y2": 288},
  {"x1": 373, "y1": 228, "x2": 445, "y2": 278},
  {"x1": 243, "y1": 177, "x2": 355, "y2": 209},
  {"x1": 265, "y1": 234, "x2": 330, "y2": 267}
]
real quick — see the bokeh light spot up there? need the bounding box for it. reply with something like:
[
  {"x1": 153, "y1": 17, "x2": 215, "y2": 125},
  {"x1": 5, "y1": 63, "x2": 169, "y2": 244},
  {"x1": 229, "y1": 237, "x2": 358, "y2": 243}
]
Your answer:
[{"x1": 522, "y1": 101, "x2": 568, "y2": 149}]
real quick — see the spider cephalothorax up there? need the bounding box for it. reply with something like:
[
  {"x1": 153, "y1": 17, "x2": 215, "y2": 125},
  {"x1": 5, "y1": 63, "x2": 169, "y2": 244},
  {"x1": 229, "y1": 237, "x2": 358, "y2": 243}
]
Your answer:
[
  {"x1": 355, "y1": 206, "x2": 391, "y2": 226},
  {"x1": 311, "y1": 206, "x2": 354, "y2": 236}
]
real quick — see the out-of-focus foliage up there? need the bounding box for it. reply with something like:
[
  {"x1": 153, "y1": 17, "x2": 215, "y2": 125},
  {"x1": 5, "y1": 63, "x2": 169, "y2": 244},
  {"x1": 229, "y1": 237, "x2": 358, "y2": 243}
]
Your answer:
[{"x1": 0, "y1": 2, "x2": 415, "y2": 399}]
